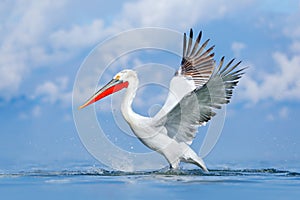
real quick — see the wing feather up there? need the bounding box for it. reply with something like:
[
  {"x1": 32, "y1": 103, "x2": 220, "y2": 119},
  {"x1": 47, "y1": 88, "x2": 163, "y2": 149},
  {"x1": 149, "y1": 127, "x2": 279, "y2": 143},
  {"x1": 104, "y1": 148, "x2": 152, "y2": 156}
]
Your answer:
[
  {"x1": 156, "y1": 57, "x2": 245, "y2": 144},
  {"x1": 178, "y1": 29, "x2": 215, "y2": 89},
  {"x1": 155, "y1": 29, "x2": 216, "y2": 119}
]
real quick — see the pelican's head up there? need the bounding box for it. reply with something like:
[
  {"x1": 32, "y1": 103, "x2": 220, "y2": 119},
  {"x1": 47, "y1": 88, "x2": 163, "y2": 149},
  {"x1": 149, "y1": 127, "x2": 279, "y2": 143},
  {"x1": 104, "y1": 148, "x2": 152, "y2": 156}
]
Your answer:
[{"x1": 79, "y1": 70, "x2": 136, "y2": 109}]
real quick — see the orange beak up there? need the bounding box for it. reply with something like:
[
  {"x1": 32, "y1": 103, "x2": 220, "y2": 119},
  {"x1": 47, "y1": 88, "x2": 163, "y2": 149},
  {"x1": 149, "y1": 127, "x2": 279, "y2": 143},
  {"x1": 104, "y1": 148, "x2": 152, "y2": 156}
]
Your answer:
[{"x1": 79, "y1": 78, "x2": 129, "y2": 109}]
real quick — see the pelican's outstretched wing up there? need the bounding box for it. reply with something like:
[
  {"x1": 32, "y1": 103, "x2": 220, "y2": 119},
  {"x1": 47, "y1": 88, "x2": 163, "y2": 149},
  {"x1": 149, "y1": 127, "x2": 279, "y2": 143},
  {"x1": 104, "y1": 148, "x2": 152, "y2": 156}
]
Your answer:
[
  {"x1": 178, "y1": 28, "x2": 215, "y2": 88},
  {"x1": 157, "y1": 57, "x2": 245, "y2": 145},
  {"x1": 154, "y1": 29, "x2": 216, "y2": 119}
]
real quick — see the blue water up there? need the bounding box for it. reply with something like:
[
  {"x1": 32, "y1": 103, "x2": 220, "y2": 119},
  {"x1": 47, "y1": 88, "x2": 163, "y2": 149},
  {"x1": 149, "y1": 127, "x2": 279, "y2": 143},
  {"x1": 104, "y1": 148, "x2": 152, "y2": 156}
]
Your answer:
[{"x1": 1, "y1": 165, "x2": 299, "y2": 200}]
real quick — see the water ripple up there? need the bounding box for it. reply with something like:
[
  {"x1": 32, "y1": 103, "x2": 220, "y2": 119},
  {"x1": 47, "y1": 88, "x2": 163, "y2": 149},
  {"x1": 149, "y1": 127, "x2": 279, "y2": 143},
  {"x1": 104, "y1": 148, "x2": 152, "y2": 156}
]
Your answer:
[{"x1": 1, "y1": 168, "x2": 299, "y2": 178}]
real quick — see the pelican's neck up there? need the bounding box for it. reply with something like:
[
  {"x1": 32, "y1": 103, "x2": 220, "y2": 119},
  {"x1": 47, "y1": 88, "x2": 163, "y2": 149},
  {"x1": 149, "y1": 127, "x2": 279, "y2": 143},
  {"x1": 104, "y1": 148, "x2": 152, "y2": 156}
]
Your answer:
[{"x1": 121, "y1": 77, "x2": 140, "y2": 123}]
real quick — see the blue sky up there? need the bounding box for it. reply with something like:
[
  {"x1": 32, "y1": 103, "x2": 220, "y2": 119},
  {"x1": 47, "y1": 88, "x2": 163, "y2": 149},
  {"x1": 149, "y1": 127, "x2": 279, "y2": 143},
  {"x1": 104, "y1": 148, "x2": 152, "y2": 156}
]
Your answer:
[{"x1": 0, "y1": 0, "x2": 300, "y2": 171}]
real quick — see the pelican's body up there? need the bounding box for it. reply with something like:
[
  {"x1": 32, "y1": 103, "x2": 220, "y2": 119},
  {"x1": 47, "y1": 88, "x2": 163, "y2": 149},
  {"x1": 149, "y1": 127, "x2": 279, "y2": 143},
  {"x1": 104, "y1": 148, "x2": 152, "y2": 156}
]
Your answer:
[
  {"x1": 117, "y1": 70, "x2": 207, "y2": 170},
  {"x1": 80, "y1": 29, "x2": 245, "y2": 172}
]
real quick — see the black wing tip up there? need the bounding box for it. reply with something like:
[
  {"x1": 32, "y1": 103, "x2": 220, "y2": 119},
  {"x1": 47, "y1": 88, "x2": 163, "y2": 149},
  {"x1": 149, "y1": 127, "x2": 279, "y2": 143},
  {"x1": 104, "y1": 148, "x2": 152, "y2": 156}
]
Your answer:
[
  {"x1": 189, "y1": 28, "x2": 193, "y2": 38},
  {"x1": 183, "y1": 29, "x2": 207, "y2": 45},
  {"x1": 197, "y1": 31, "x2": 202, "y2": 40},
  {"x1": 207, "y1": 45, "x2": 215, "y2": 52},
  {"x1": 219, "y1": 56, "x2": 243, "y2": 65},
  {"x1": 217, "y1": 56, "x2": 245, "y2": 72},
  {"x1": 186, "y1": 29, "x2": 203, "y2": 38}
]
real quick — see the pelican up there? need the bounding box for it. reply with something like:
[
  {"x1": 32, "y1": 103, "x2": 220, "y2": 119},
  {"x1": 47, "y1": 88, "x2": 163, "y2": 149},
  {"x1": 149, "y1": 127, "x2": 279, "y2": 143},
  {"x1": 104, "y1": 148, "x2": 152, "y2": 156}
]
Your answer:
[{"x1": 79, "y1": 29, "x2": 245, "y2": 172}]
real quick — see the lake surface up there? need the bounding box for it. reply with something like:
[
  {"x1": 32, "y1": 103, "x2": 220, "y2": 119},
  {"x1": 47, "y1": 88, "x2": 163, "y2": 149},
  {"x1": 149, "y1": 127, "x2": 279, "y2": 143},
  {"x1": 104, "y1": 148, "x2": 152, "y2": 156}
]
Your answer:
[{"x1": 1, "y1": 164, "x2": 299, "y2": 200}]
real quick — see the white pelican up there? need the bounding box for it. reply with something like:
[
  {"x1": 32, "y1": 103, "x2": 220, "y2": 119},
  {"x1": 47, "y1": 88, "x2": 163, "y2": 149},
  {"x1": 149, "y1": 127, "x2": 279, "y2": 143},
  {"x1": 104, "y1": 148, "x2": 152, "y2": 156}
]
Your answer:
[{"x1": 79, "y1": 29, "x2": 245, "y2": 172}]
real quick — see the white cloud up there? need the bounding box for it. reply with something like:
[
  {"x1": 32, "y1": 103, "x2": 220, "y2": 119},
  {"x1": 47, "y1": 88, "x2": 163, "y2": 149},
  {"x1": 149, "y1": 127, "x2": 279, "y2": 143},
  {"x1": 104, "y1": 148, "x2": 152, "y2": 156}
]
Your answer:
[
  {"x1": 120, "y1": 0, "x2": 254, "y2": 29},
  {"x1": 239, "y1": 52, "x2": 300, "y2": 103},
  {"x1": 290, "y1": 41, "x2": 300, "y2": 53},
  {"x1": 50, "y1": 19, "x2": 106, "y2": 49},
  {"x1": 0, "y1": 0, "x2": 67, "y2": 100},
  {"x1": 283, "y1": 11, "x2": 300, "y2": 40},
  {"x1": 238, "y1": 4, "x2": 300, "y2": 104},
  {"x1": 34, "y1": 77, "x2": 72, "y2": 106},
  {"x1": 283, "y1": 4, "x2": 300, "y2": 54},
  {"x1": 231, "y1": 42, "x2": 246, "y2": 57},
  {"x1": 47, "y1": 0, "x2": 256, "y2": 57},
  {"x1": 0, "y1": 59, "x2": 25, "y2": 99}
]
